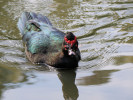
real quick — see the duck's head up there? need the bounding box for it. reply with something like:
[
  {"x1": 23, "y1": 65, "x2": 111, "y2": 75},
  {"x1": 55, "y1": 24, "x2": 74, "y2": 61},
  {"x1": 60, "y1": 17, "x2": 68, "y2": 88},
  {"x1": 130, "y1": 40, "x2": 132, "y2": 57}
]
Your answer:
[{"x1": 62, "y1": 32, "x2": 79, "y2": 57}]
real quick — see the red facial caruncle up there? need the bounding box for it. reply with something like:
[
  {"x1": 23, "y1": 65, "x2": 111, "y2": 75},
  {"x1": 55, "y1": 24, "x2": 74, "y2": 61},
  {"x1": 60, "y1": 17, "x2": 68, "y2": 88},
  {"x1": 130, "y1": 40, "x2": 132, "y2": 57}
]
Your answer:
[{"x1": 64, "y1": 36, "x2": 77, "y2": 46}]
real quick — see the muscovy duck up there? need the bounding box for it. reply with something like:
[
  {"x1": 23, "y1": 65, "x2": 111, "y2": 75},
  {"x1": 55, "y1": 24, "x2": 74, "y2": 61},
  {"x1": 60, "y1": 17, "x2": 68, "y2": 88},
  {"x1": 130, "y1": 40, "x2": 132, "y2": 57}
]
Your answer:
[{"x1": 17, "y1": 12, "x2": 81, "y2": 68}]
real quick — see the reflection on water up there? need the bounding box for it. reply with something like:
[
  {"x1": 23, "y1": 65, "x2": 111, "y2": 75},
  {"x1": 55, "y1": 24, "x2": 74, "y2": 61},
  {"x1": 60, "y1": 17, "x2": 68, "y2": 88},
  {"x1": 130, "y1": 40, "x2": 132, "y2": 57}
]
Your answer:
[
  {"x1": 0, "y1": 63, "x2": 28, "y2": 100},
  {"x1": 77, "y1": 70, "x2": 118, "y2": 86},
  {"x1": 0, "y1": 0, "x2": 133, "y2": 100},
  {"x1": 57, "y1": 69, "x2": 78, "y2": 100},
  {"x1": 113, "y1": 56, "x2": 133, "y2": 65}
]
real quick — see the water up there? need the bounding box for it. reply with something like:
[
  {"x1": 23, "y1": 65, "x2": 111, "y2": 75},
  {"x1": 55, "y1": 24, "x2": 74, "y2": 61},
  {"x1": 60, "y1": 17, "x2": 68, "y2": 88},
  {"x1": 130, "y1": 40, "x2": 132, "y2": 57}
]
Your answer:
[{"x1": 0, "y1": 0, "x2": 133, "y2": 100}]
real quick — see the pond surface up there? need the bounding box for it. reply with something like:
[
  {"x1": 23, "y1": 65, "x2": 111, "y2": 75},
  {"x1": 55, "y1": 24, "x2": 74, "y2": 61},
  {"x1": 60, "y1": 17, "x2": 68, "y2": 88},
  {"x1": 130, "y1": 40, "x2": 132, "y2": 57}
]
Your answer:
[{"x1": 0, "y1": 0, "x2": 133, "y2": 100}]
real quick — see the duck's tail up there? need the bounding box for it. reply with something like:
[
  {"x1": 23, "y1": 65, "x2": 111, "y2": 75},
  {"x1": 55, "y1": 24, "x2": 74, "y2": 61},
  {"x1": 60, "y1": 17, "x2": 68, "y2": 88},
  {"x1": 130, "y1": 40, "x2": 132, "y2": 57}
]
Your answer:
[{"x1": 17, "y1": 12, "x2": 52, "y2": 35}]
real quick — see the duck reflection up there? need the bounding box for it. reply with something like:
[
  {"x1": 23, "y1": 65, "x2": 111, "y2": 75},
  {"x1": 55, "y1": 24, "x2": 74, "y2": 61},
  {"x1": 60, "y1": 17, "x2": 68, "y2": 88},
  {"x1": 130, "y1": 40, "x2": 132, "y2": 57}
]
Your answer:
[{"x1": 57, "y1": 69, "x2": 79, "y2": 100}]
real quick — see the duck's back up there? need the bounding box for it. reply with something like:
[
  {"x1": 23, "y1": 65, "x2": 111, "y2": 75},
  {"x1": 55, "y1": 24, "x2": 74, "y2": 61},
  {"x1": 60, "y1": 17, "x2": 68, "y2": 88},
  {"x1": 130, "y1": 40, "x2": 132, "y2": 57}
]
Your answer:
[{"x1": 18, "y1": 12, "x2": 65, "y2": 54}]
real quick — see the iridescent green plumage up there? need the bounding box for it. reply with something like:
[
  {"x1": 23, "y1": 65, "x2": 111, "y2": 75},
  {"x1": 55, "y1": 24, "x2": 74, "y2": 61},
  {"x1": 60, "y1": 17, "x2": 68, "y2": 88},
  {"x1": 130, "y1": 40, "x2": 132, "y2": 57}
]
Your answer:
[{"x1": 18, "y1": 12, "x2": 65, "y2": 54}]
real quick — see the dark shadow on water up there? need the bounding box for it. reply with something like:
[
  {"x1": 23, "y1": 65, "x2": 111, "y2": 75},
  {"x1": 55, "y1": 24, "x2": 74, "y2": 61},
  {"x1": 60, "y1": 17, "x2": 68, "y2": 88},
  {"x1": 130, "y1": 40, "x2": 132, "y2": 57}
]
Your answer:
[
  {"x1": 112, "y1": 56, "x2": 133, "y2": 65},
  {"x1": 0, "y1": 64, "x2": 28, "y2": 100},
  {"x1": 57, "y1": 69, "x2": 79, "y2": 100},
  {"x1": 77, "y1": 69, "x2": 119, "y2": 86}
]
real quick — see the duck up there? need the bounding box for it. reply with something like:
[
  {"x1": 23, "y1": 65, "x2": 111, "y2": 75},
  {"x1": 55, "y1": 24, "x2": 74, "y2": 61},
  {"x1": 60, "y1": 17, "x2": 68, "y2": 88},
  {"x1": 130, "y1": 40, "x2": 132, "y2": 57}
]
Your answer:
[{"x1": 17, "y1": 12, "x2": 81, "y2": 68}]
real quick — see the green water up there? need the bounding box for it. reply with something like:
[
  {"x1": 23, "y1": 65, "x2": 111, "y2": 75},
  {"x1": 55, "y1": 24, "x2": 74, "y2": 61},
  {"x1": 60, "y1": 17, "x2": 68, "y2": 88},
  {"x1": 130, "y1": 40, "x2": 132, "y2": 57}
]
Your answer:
[{"x1": 0, "y1": 0, "x2": 133, "y2": 100}]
